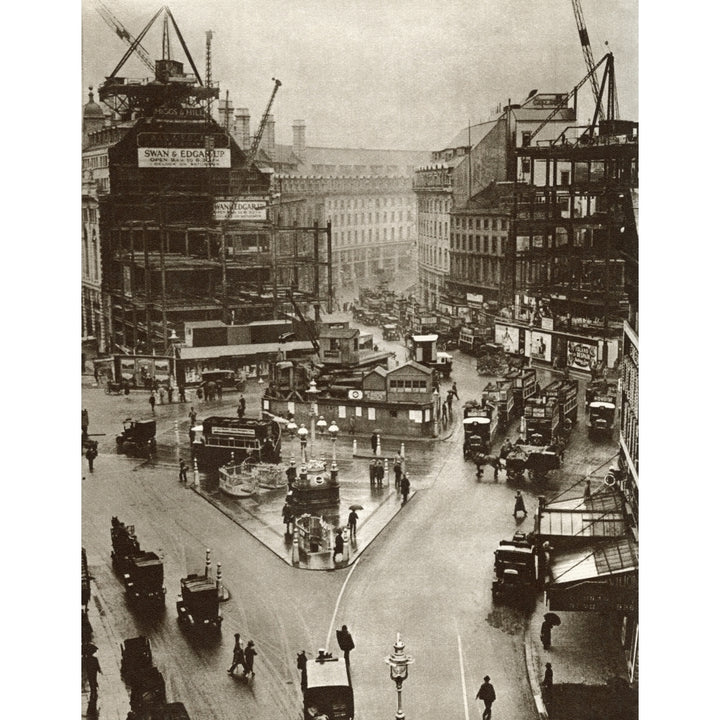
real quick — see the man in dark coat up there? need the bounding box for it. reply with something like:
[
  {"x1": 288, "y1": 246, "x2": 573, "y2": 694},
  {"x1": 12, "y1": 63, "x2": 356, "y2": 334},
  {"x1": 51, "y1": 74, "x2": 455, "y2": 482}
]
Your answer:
[
  {"x1": 400, "y1": 474, "x2": 410, "y2": 505},
  {"x1": 297, "y1": 650, "x2": 308, "y2": 691},
  {"x1": 179, "y1": 460, "x2": 188, "y2": 483},
  {"x1": 336, "y1": 625, "x2": 355, "y2": 664},
  {"x1": 542, "y1": 662, "x2": 553, "y2": 702},
  {"x1": 227, "y1": 634, "x2": 247, "y2": 675},
  {"x1": 371, "y1": 431, "x2": 379, "y2": 454},
  {"x1": 334, "y1": 530, "x2": 344, "y2": 560},
  {"x1": 85, "y1": 443, "x2": 98, "y2": 473},
  {"x1": 347, "y1": 509, "x2": 358, "y2": 539},
  {"x1": 237, "y1": 395, "x2": 246, "y2": 419},
  {"x1": 374, "y1": 459, "x2": 384, "y2": 487},
  {"x1": 540, "y1": 619, "x2": 553, "y2": 649},
  {"x1": 243, "y1": 640, "x2": 257, "y2": 678},
  {"x1": 83, "y1": 652, "x2": 102, "y2": 698},
  {"x1": 475, "y1": 676, "x2": 496, "y2": 719},
  {"x1": 149, "y1": 392, "x2": 156, "y2": 413},
  {"x1": 513, "y1": 490, "x2": 527, "y2": 518}
]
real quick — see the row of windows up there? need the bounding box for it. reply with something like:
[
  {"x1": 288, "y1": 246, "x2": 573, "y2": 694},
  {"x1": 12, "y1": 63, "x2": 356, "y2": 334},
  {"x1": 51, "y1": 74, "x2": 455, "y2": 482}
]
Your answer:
[
  {"x1": 419, "y1": 246, "x2": 449, "y2": 271},
  {"x1": 418, "y1": 198, "x2": 452, "y2": 213},
  {"x1": 389, "y1": 379, "x2": 428, "y2": 391},
  {"x1": 311, "y1": 165, "x2": 415, "y2": 176},
  {"x1": 82, "y1": 155, "x2": 109, "y2": 170},
  {"x1": 451, "y1": 234, "x2": 505, "y2": 255},
  {"x1": 451, "y1": 256, "x2": 502, "y2": 283},
  {"x1": 331, "y1": 210, "x2": 413, "y2": 225},
  {"x1": 420, "y1": 219, "x2": 449, "y2": 239},
  {"x1": 453, "y1": 216, "x2": 508, "y2": 231},
  {"x1": 326, "y1": 196, "x2": 411, "y2": 210},
  {"x1": 335, "y1": 226, "x2": 407, "y2": 245}
]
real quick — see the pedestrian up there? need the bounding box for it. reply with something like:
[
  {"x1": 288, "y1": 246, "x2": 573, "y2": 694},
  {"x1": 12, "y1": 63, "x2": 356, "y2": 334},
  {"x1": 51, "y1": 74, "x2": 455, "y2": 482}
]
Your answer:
[
  {"x1": 441, "y1": 400, "x2": 448, "y2": 423},
  {"x1": 393, "y1": 453, "x2": 403, "y2": 489},
  {"x1": 513, "y1": 490, "x2": 527, "y2": 518},
  {"x1": 540, "y1": 619, "x2": 553, "y2": 649},
  {"x1": 82, "y1": 408, "x2": 89, "y2": 438},
  {"x1": 475, "y1": 675, "x2": 496, "y2": 720},
  {"x1": 334, "y1": 529, "x2": 344, "y2": 561},
  {"x1": 217, "y1": 383, "x2": 223, "y2": 401},
  {"x1": 446, "y1": 389, "x2": 454, "y2": 412},
  {"x1": 196, "y1": 385, "x2": 203, "y2": 401},
  {"x1": 348, "y1": 415, "x2": 356, "y2": 436},
  {"x1": 297, "y1": 650, "x2": 308, "y2": 692},
  {"x1": 227, "y1": 633, "x2": 247, "y2": 675},
  {"x1": 374, "y1": 459, "x2": 384, "y2": 487},
  {"x1": 149, "y1": 392, "x2": 156, "y2": 413},
  {"x1": 123, "y1": 380, "x2": 130, "y2": 396},
  {"x1": 499, "y1": 438, "x2": 513, "y2": 466},
  {"x1": 347, "y1": 509, "x2": 358, "y2": 538},
  {"x1": 84, "y1": 652, "x2": 102, "y2": 698},
  {"x1": 189, "y1": 407, "x2": 197, "y2": 427},
  {"x1": 542, "y1": 662, "x2": 553, "y2": 698},
  {"x1": 178, "y1": 385, "x2": 186, "y2": 403},
  {"x1": 237, "y1": 395, "x2": 246, "y2": 418},
  {"x1": 371, "y1": 431, "x2": 379, "y2": 454},
  {"x1": 451, "y1": 381, "x2": 459, "y2": 400},
  {"x1": 243, "y1": 640, "x2": 257, "y2": 678},
  {"x1": 167, "y1": 386, "x2": 174, "y2": 403},
  {"x1": 179, "y1": 460, "x2": 188, "y2": 483},
  {"x1": 282, "y1": 502, "x2": 295, "y2": 535},
  {"x1": 369, "y1": 460, "x2": 376, "y2": 487},
  {"x1": 584, "y1": 479, "x2": 592, "y2": 500},
  {"x1": 286, "y1": 460, "x2": 297, "y2": 491},
  {"x1": 85, "y1": 442, "x2": 98, "y2": 473},
  {"x1": 400, "y1": 473, "x2": 410, "y2": 505},
  {"x1": 336, "y1": 625, "x2": 355, "y2": 664},
  {"x1": 93, "y1": 366, "x2": 100, "y2": 384}
]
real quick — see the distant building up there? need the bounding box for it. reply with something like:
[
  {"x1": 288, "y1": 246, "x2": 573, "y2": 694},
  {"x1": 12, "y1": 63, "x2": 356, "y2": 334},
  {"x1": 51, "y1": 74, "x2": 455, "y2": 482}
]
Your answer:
[{"x1": 414, "y1": 93, "x2": 576, "y2": 311}]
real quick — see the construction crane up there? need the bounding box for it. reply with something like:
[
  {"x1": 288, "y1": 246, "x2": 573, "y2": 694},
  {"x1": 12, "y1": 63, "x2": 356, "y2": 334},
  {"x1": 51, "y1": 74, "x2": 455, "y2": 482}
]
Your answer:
[
  {"x1": 93, "y1": 0, "x2": 155, "y2": 74},
  {"x1": 570, "y1": 0, "x2": 603, "y2": 121},
  {"x1": 245, "y1": 78, "x2": 282, "y2": 167}
]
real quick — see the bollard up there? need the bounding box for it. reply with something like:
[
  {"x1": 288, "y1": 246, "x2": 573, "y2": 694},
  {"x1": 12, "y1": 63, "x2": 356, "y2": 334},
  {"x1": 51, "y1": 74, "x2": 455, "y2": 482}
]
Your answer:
[
  {"x1": 384, "y1": 457, "x2": 389, "y2": 476},
  {"x1": 193, "y1": 457, "x2": 200, "y2": 487},
  {"x1": 376, "y1": 436, "x2": 382, "y2": 456},
  {"x1": 205, "y1": 549, "x2": 211, "y2": 578},
  {"x1": 352, "y1": 439, "x2": 357, "y2": 456},
  {"x1": 216, "y1": 562, "x2": 223, "y2": 598},
  {"x1": 291, "y1": 527, "x2": 300, "y2": 565},
  {"x1": 330, "y1": 461, "x2": 339, "y2": 483},
  {"x1": 341, "y1": 526, "x2": 350, "y2": 562},
  {"x1": 400, "y1": 443, "x2": 405, "y2": 459}
]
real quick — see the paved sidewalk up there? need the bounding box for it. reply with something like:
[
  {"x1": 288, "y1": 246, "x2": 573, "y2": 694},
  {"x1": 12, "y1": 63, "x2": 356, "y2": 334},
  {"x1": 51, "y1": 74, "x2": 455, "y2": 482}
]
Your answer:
[{"x1": 524, "y1": 604, "x2": 635, "y2": 719}]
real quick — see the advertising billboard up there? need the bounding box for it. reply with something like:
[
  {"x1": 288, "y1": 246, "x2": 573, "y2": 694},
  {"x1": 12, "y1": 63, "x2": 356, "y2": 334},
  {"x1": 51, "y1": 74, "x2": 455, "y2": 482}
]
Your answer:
[
  {"x1": 138, "y1": 147, "x2": 231, "y2": 168},
  {"x1": 495, "y1": 324, "x2": 520, "y2": 353},
  {"x1": 214, "y1": 199, "x2": 268, "y2": 221},
  {"x1": 567, "y1": 340, "x2": 599, "y2": 371},
  {"x1": 527, "y1": 330, "x2": 552, "y2": 362}
]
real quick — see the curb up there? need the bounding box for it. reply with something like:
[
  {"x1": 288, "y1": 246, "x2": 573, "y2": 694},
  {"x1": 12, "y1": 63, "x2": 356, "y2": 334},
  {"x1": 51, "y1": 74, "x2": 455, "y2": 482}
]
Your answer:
[
  {"x1": 524, "y1": 626, "x2": 549, "y2": 720},
  {"x1": 190, "y1": 481, "x2": 414, "y2": 571}
]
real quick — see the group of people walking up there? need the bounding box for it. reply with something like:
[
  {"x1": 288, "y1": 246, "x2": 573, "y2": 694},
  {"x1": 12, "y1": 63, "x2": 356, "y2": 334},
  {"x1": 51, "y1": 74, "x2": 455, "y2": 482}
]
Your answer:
[{"x1": 227, "y1": 634, "x2": 257, "y2": 678}]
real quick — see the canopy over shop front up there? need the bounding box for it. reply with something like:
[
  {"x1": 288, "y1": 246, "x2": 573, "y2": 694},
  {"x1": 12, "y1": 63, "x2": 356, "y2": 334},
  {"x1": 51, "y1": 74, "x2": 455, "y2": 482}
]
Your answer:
[{"x1": 545, "y1": 538, "x2": 638, "y2": 612}]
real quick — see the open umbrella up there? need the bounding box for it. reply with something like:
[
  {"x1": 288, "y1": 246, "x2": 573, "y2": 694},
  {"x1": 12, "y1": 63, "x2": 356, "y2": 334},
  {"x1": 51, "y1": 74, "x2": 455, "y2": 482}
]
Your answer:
[
  {"x1": 349, "y1": 504, "x2": 364, "y2": 511},
  {"x1": 544, "y1": 612, "x2": 561, "y2": 626}
]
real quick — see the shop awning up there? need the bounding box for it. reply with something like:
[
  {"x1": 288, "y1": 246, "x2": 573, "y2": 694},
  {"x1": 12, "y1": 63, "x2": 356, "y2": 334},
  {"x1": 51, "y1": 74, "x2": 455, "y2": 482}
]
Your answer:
[
  {"x1": 545, "y1": 538, "x2": 638, "y2": 612},
  {"x1": 537, "y1": 506, "x2": 626, "y2": 541},
  {"x1": 179, "y1": 340, "x2": 314, "y2": 360}
]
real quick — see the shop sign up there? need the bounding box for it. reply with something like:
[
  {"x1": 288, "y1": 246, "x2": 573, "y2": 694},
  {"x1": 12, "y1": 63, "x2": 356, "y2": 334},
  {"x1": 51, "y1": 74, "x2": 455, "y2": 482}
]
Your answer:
[
  {"x1": 466, "y1": 292, "x2": 484, "y2": 308},
  {"x1": 214, "y1": 199, "x2": 268, "y2": 221},
  {"x1": 138, "y1": 147, "x2": 231, "y2": 168},
  {"x1": 495, "y1": 324, "x2": 520, "y2": 353},
  {"x1": 567, "y1": 340, "x2": 598, "y2": 371},
  {"x1": 547, "y1": 579, "x2": 637, "y2": 612}
]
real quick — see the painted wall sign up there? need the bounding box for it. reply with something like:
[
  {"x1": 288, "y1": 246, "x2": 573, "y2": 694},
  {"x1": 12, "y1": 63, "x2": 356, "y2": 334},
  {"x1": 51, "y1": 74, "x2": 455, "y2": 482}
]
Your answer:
[
  {"x1": 138, "y1": 147, "x2": 231, "y2": 168},
  {"x1": 495, "y1": 324, "x2": 520, "y2": 354}
]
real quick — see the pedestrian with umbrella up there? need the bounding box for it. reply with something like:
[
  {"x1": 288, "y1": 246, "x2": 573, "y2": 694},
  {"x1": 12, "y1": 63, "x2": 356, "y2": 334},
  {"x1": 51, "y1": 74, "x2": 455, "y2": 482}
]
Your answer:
[
  {"x1": 541, "y1": 613, "x2": 561, "y2": 649},
  {"x1": 336, "y1": 625, "x2": 355, "y2": 665},
  {"x1": 347, "y1": 506, "x2": 361, "y2": 539}
]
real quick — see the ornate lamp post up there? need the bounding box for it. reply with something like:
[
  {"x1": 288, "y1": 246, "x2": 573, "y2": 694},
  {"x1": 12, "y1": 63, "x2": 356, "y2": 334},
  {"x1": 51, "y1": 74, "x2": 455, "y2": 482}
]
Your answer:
[
  {"x1": 307, "y1": 379, "x2": 319, "y2": 460},
  {"x1": 328, "y1": 419, "x2": 339, "y2": 462},
  {"x1": 385, "y1": 633, "x2": 414, "y2": 720}
]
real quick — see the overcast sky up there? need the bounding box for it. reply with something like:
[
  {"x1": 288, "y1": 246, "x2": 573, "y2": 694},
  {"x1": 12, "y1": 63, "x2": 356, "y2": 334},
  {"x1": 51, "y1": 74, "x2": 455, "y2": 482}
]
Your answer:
[{"x1": 82, "y1": 0, "x2": 637, "y2": 150}]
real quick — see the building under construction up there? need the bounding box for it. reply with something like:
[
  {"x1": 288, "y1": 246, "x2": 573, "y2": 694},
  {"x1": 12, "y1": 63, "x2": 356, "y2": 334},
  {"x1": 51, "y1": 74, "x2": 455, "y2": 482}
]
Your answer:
[
  {"x1": 85, "y1": 7, "x2": 330, "y2": 354},
  {"x1": 502, "y1": 53, "x2": 638, "y2": 368}
]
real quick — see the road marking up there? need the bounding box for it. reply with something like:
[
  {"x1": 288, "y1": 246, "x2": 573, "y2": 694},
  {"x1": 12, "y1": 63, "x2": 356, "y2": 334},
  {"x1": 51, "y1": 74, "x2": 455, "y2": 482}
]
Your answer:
[
  {"x1": 456, "y1": 623, "x2": 471, "y2": 720},
  {"x1": 326, "y1": 560, "x2": 360, "y2": 650}
]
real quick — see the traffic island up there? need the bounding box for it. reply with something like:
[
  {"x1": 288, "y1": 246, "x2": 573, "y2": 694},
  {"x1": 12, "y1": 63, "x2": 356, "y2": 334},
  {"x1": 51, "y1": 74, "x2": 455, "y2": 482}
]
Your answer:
[{"x1": 191, "y1": 463, "x2": 415, "y2": 570}]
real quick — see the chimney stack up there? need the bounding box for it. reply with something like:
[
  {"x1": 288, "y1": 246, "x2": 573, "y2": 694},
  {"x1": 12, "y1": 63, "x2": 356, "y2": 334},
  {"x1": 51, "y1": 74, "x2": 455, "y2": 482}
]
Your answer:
[
  {"x1": 235, "y1": 108, "x2": 251, "y2": 150},
  {"x1": 292, "y1": 120, "x2": 306, "y2": 160},
  {"x1": 261, "y1": 114, "x2": 276, "y2": 161}
]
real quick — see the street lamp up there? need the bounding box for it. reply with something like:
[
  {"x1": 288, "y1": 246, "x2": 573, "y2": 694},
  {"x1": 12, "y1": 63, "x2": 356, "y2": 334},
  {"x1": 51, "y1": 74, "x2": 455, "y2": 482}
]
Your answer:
[
  {"x1": 385, "y1": 633, "x2": 414, "y2": 720},
  {"x1": 307, "y1": 379, "x2": 319, "y2": 460},
  {"x1": 328, "y1": 419, "x2": 339, "y2": 462}
]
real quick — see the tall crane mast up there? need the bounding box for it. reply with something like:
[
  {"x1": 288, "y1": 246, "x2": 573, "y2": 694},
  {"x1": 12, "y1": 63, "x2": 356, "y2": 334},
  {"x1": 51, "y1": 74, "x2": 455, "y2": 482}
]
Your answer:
[
  {"x1": 245, "y1": 78, "x2": 282, "y2": 167},
  {"x1": 570, "y1": 0, "x2": 604, "y2": 121},
  {"x1": 93, "y1": 0, "x2": 155, "y2": 74}
]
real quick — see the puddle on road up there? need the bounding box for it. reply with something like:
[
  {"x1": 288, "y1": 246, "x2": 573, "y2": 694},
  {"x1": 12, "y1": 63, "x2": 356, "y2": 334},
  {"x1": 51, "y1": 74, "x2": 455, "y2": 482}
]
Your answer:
[{"x1": 485, "y1": 606, "x2": 528, "y2": 636}]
